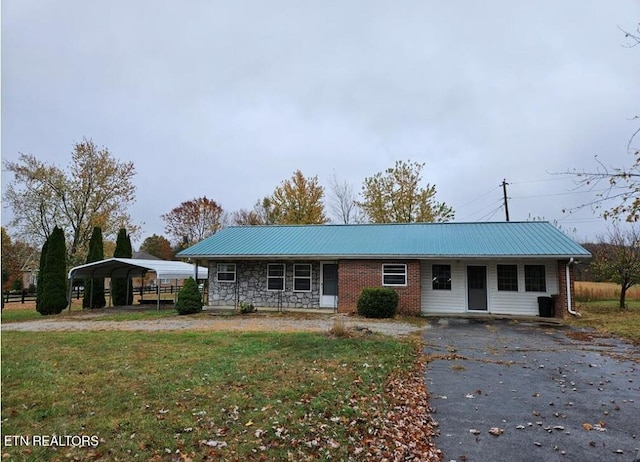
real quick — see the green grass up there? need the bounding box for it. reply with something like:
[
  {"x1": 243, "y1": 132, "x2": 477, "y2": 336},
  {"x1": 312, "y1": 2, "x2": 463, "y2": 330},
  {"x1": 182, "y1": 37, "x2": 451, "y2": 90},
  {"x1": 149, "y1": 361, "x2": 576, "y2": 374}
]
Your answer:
[
  {"x1": 571, "y1": 300, "x2": 640, "y2": 343},
  {"x1": 1, "y1": 330, "x2": 416, "y2": 461},
  {"x1": 1, "y1": 308, "x2": 43, "y2": 323}
]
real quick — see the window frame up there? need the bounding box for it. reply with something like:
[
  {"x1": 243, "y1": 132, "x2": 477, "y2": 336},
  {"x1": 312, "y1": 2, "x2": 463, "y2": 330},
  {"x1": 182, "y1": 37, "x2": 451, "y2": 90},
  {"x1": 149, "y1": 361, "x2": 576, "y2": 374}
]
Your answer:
[
  {"x1": 497, "y1": 264, "x2": 518, "y2": 292},
  {"x1": 267, "y1": 263, "x2": 285, "y2": 291},
  {"x1": 293, "y1": 263, "x2": 312, "y2": 292},
  {"x1": 382, "y1": 263, "x2": 407, "y2": 286},
  {"x1": 216, "y1": 263, "x2": 236, "y2": 283},
  {"x1": 432, "y1": 264, "x2": 452, "y2": 290},
  {"x1": 524, "y1": 264, "x2": 547, "y2": 292}
]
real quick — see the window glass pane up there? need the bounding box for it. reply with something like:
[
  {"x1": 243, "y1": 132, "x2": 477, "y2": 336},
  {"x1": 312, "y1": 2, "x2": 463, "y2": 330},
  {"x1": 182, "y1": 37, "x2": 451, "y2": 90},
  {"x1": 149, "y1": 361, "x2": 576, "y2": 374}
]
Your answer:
[
  {"x1": 268, "y1": 278, "x2": 284, "y2": 290},
  {"x1": 524, "y1": 265, "x2": 546, "y2": 292},
  {"x1": 432, "y1": 265, "x2": 451, "y2": 290},
  {"x1": 294, "y1": 265, "x2": 311, "y2": 278},
  {"x1": 294, "y1": 278, "x2": 311, "y2": 291},
  {"x1": 497, "y1": 265, "x2": 518, "y2": 291}
]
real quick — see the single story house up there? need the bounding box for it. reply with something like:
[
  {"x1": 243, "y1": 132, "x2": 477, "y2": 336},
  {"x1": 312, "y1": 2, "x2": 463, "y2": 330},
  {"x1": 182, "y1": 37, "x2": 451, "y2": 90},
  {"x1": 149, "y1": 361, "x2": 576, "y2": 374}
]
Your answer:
[{"x1": 177, "y1": 222, "x2": 591, "y2": 317}]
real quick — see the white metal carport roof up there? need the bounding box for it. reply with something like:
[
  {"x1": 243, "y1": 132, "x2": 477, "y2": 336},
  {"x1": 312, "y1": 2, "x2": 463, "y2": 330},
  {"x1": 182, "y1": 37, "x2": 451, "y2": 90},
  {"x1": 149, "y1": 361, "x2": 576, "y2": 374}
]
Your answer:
[{"x1": 67, "y1": 258, "x2": 208, "y2": 310}]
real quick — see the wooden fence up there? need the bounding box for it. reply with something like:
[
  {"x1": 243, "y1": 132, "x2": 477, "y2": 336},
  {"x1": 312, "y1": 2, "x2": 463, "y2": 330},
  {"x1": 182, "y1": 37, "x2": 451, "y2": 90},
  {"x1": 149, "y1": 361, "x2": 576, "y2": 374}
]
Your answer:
[{"x1": 3, "y1": 285, "x2": 188, "y2": 305}]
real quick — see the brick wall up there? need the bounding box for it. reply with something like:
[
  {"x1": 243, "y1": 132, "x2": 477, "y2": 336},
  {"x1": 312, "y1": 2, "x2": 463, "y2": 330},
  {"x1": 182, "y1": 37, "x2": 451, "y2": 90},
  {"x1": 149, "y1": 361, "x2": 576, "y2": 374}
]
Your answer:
[
  {"x1": 555, "y1": 259, "x2": 576, "y2": 319},
  {"x1": 337, "y1": 260, "x2": 421, "y2": 316}
]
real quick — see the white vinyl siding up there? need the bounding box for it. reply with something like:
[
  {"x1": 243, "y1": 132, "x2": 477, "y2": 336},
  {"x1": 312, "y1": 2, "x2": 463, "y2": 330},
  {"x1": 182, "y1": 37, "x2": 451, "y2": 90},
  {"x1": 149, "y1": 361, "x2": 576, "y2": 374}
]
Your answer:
[
  {"x1": 489, "y1": 261, "x2": 558, "y2": 316},
  {"x1": 421, "y1": 261, "x2": 466, "y2": 313},
  {"x1": 421, "y1": 260, "x2": 559, "y2": 315}
]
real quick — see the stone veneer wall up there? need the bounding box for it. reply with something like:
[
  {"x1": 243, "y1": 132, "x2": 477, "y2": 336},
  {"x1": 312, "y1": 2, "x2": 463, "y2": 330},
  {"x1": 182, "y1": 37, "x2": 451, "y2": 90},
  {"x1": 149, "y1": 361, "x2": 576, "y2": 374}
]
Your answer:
[{"x1": 208, "y1": 261, "x2": 322, "y2": 309}]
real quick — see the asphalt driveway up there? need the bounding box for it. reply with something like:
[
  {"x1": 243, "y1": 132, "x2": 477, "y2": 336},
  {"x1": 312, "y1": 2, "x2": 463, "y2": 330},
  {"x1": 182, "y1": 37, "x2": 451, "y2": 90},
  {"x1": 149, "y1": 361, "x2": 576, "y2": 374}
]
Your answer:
[{"x1": 423, "y1": 318, "x2": 639, "y2": 462}]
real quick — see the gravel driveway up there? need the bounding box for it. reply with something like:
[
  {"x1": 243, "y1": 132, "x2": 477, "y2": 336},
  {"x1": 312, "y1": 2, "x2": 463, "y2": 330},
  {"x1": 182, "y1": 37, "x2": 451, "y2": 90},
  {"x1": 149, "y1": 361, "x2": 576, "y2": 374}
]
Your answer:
[
  {"x1": 423, "y1": 318, "x2": 640, "y2": 462},
  {"x1": 0, "y1": 310, "x2": 424, "y2": 337}
]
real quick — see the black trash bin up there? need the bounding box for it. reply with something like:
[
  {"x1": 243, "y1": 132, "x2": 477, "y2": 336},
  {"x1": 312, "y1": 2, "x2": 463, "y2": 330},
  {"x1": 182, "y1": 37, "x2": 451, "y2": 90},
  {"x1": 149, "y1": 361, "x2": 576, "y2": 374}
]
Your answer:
[{"x1": 537, "y1": 296, "x2": 554, "y2": 317}]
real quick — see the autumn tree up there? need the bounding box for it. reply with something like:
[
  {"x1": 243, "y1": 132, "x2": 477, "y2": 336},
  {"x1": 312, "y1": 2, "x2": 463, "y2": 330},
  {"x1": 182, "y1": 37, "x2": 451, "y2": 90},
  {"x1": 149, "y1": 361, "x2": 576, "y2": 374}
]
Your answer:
[
  {"x1": 591, "y1": 225, "x2": 640, "y2": 310},
  {"x1": 111, "y1": 228, "x2": 134, "y2": 306},
  {"x1": 1, "y1": 227, "x2": 37, "y2": 292},
  {"x1": 3, "y1": 138, "x2": 137, "y2": 265},
  {"x1": 359, "y1": 160, "x2": 454, "y2": 223},
  {"x1": 269, "y1": 170, "x2": 328, "y2": 224},
  {"x1": 37, "y1": 226, "x2": 67, "y2": 315},
  {"x1": 162, "y1": 196, "x2": 224, "y2": 247},
  {"x1": 231, "y1": 197, "x2": 278, "y2": 226},
  {"x1": 139, "y1": 234, "x2": 174, "y2": 260},
  {"x1": 82, "y1": 227, "x2": 106, "y2": 309}
]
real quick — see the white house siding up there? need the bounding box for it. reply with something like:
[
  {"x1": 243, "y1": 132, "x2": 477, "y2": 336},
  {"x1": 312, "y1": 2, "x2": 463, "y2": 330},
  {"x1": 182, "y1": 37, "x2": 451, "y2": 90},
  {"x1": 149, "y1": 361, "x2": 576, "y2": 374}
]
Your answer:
[
  {"x1": 420, "y1": 260, "x2": 467, "y2": 314},
  {"x1": 421, "y1": 259, "x2": 559, "y2": 315}
]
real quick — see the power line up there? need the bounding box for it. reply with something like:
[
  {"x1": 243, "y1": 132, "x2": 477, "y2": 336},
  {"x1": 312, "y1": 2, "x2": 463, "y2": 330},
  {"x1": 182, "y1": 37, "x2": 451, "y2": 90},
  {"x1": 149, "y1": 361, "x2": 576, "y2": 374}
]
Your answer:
[{"x1": 457, "y1": 185, "x2": 502, "y2": 209}]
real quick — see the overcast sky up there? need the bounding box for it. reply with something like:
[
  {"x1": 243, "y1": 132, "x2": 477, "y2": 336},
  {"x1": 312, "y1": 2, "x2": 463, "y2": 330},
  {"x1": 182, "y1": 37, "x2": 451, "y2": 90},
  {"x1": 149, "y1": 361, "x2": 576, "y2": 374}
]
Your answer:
[{"x1": 2, "y1": 1, "x2": 639, "y2": 247}]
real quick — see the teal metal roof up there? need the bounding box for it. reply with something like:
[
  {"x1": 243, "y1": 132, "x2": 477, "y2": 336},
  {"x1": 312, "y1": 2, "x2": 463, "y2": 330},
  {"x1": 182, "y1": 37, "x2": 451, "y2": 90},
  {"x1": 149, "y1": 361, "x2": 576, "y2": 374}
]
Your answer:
[{"x1": 177, "y1": 222, "x2": 591, "y2": 259}]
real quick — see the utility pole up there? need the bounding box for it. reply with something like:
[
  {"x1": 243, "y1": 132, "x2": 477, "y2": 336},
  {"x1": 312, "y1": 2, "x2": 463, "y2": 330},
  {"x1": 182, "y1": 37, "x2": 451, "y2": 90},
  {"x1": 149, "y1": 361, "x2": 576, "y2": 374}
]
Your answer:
[{"x1": 501, "y1": 179, "x2": 510, "y2": 222}]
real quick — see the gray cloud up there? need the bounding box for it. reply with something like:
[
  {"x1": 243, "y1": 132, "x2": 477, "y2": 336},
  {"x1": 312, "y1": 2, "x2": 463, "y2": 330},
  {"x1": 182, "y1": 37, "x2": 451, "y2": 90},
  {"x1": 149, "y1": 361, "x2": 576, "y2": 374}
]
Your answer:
[{"x1": 2, "y1": 0, "x2": 638, "y2": 245}]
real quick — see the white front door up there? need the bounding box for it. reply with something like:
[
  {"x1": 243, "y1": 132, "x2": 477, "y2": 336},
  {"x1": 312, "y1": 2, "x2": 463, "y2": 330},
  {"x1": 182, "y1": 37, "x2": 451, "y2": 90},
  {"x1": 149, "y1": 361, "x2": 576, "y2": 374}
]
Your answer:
[{"x1": 320, "y1": 262, "x2": 338, "y2": 308}]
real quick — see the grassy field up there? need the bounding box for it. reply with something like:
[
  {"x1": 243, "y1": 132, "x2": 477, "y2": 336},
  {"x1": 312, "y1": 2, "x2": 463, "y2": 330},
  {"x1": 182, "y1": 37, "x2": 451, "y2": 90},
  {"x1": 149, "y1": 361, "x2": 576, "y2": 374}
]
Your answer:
[
  {"x1": 574, "y1": 281, "x2": 640, "y2": 302},
  {"x1": 571, "y1": 299, "x2": 640, "y2": 343},
  {"x1": 1, "y1": 330, "x2": 422, "y2": 461}
]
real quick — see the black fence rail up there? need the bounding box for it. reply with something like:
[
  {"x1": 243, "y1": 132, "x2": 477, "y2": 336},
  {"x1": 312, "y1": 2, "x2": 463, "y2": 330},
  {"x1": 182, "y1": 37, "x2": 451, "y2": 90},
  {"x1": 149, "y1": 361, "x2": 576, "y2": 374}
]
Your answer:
[{"x1": 3, "y1": 285, "x2": 191, "y2": 305}]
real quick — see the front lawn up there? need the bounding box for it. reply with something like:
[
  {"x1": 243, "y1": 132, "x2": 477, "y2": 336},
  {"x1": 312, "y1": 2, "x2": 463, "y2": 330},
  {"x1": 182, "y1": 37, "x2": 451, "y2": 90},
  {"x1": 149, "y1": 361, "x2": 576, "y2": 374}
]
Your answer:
[
  {"x1": 1, "y1": 330, "x2": 436, "y2": 461},
  {"x1": 571, "y1": 300, "x2": 640, "y2": 343}
]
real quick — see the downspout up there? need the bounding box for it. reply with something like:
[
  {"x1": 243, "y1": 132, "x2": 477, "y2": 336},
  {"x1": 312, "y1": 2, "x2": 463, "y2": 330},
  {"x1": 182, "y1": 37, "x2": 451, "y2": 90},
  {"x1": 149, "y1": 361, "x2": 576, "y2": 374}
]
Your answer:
[{"x1": 566, "y1": 258, "x2": 580, "y2": 316}]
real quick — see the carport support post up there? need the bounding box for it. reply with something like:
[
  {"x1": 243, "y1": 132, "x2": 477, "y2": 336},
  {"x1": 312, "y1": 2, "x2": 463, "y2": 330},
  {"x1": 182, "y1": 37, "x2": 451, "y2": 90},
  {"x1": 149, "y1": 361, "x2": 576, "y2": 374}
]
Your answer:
[
  {"x1": 66, "y1": 278, "x2": 73, "y2": 312},
  {"x1": 157, "y1": 281, "x2": 160, "y2": 311}
]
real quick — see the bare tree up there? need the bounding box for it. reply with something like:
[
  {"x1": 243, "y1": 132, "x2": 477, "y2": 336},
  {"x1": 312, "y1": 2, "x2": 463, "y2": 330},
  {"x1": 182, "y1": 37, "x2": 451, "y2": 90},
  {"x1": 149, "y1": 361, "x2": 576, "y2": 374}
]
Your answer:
[
  {"x1": 326, "y1": 172, "x2": 363, "y2": 224},
  {"x1": 563, "y1": 23, "x2": 639, "y2": 222}
]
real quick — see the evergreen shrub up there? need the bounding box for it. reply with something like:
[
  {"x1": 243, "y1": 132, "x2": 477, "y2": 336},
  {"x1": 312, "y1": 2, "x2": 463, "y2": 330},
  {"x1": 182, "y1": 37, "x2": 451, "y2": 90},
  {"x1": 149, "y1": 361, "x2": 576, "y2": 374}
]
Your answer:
[
  {"x1": 175, "y1": 277, "x2": 203, "y2": 315},
  {"x1": 357, "y1": 287, "x2": 398, "y2": 318}
]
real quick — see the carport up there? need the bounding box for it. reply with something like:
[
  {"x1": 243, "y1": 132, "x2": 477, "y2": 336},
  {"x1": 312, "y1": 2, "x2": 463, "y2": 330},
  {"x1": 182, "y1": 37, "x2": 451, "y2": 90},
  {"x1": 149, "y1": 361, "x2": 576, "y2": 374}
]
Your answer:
[{"x1": 67, "y1": 258, "x2": 209, "y2": 310}]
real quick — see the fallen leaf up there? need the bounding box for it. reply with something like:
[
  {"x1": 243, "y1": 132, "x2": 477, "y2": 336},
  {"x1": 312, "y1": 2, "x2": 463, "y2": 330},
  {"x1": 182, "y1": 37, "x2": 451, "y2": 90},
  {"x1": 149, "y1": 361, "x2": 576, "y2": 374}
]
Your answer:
[
  {"x1": 582, "y1": 423, "x2": 593, "y2": 431},
  {"x1": 488, "y1": 427, "x2": 504, "y2": 436},
  {"x1": 469, "y1": 429, "x2": 481, "y2": 435}
]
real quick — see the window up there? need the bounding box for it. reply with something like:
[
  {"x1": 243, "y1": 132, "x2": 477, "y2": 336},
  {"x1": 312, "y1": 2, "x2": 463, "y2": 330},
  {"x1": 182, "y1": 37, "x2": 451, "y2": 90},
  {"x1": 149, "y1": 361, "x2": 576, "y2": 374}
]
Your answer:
[
  {"x1": 267, "y1": 263, "x2": 285, "y2": 291},
  {"x1": 524, "y1": 265, "x2": 546, "y2": 292},
  {"x1": 497, "y1": 265, "x2": 518, "y2": 291},
  {"x1": 432, "y1": 264, "x2": 451, "y2": 290},
  {"x1": 382, "y1": 264, "x2": 407, "y2": 286},
  {"x1": 217, "y1": 263, "x2": 236, "y2": 282},
  {"x1": 293, "y1": 264, "x2": 312, "y2": 292}
]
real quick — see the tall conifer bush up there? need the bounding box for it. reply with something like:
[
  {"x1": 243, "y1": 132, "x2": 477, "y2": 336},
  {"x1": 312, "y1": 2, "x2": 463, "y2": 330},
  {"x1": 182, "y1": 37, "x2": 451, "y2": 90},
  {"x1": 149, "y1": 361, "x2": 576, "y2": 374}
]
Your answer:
[
  {"x1": 37, "y1": 226, "x2": 68, "y2": 315},
  {"x1": 35, "y1": 237, "x2": 49, "y2": 314},
  {"x1": 111, "y1": 228, "x2": 133, "y2": 306},
  {"x1": 82, "y1": 227, "x2": 106, "y2": 309}
]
